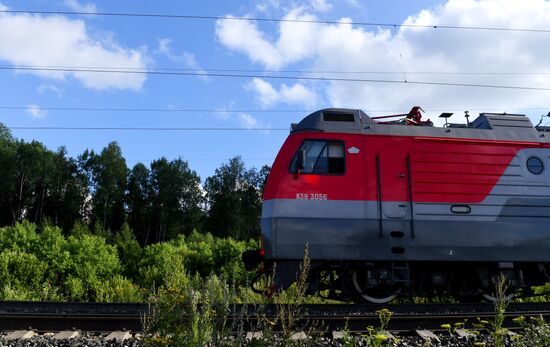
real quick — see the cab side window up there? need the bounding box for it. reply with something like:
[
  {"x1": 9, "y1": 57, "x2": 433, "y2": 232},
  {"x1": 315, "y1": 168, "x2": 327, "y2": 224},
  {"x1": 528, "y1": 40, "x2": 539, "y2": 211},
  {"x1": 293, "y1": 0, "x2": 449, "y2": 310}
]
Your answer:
[{"x1": 290, "y1": 140, "x2": 345, "y2": 174}]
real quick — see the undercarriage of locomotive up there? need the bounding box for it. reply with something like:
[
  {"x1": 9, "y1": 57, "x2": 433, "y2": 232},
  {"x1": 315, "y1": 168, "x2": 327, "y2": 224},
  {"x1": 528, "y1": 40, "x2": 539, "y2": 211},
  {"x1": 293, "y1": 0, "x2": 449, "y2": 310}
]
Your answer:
[{"x1": 248, "y1": 258, "x2": 550, "y2": 303}]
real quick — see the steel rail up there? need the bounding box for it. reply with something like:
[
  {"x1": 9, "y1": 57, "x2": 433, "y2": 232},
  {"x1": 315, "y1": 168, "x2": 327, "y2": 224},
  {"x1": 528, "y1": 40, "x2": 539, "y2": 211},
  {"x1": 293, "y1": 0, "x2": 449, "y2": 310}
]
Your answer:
[{"x1": 0, "y1": 301, "x2": 549, "y2": 332}]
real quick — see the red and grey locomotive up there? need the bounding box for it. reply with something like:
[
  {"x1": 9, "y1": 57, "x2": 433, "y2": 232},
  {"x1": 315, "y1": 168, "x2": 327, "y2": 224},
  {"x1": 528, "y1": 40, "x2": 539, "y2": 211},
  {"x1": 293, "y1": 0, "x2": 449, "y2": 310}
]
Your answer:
[{"x1": 244, "y1": 107, "x2": 550, "y2": 302}]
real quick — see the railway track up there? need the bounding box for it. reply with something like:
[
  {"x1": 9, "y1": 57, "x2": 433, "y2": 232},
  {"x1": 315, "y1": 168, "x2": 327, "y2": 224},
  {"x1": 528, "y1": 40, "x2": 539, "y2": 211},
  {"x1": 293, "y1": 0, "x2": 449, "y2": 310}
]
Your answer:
[
  {"x1": 0, "y1": 301, "x2": 549, "y2": 333},
  {"x1": 0, "y1": 301, "x2": 148, "y2": 332},
  {"x1": 1, "y1": 301, "x2": 550, "y2": 346}
]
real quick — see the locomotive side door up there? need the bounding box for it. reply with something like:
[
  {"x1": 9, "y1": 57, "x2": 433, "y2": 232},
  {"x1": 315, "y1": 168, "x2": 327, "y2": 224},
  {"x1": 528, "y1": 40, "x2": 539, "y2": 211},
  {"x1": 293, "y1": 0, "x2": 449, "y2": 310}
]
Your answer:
[
  {"x1": 374, "y1": 143, "x2": 414, "y2": 239},
  {"x1": 378, "y1": 150, "x2": 409, "y2": 219}
]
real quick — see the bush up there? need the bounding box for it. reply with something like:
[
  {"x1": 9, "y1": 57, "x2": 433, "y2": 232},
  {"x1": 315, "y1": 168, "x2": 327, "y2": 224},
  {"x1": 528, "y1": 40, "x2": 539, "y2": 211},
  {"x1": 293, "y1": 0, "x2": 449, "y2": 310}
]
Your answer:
[
  {"x1": 514, "y1": 315, "x2": 550, "y2": 347},
  {"x1": 65, "y1": 275, "x2": 86, "y2": 301},
  {"x1": 113, "y1": 224, "x2": 142, "y2": 278},
  {"x1": 0, "y1": 222, "x2": 259, "y2": 303},
  {"x1": 142, "y1": 271, "x2": 233, "y2": 347},
  {"x1": 138, "y1": 239, "x2": 188, "y2": 289},
  {"x1": 94, "y1": 274, "x2": 144, "y2": 303},
  {"x1": 186, "y1": 231, "x2": 257, "y2": 284},
  {"x1": 0, "y1": 250, "x2": 47, "y2": 289},
  {"x1": 0, "y1": 221, "x2": 39, "y2": 252},
  {"x1": 59, "y1": 231, "x2": 123, "y2": 301},
  {"x1": 35, "y1": 225, "x2": 71, "y2": 282}
]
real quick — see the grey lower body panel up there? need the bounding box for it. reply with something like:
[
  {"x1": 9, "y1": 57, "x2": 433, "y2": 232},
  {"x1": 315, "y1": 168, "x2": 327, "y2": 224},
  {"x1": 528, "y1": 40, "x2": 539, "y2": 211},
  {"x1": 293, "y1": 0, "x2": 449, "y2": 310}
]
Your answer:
[{"x1": 263, "y1": 217, "x2": 550, "y2": 262}]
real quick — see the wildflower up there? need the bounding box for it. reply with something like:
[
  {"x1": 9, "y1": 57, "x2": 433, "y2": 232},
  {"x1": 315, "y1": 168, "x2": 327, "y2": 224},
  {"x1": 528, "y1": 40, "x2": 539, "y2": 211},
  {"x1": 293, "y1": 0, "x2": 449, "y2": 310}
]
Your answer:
[
  {"x1": 512, "y1": 316, "x2": 525, "y2": 325},
  {"x1": 375, "y1": 333, "x2": 388, "y2": 342}
]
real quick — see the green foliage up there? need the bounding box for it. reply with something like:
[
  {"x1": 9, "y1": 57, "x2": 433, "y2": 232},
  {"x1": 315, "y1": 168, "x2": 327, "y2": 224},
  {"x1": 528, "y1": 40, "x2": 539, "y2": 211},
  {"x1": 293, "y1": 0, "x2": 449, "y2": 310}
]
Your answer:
[
  {"x1": 113, "y1": 223, "x2": 142, "y2": 278},
  {"x1": 0, "y1": 250, "x2": 47, "y2": 289},
  {"x1": 1, "y1": 283, "x2": 41, "y2": 301},
  {"x1": 0, "y1": 133, "x2": 88, "y2": 230},
  {"x1": 204, "y1": 156, "x2": 269, "y2": 240},
  {"x1": 0, "y1": 222, "x2": 257, "y2": 303},
  {"x1": 513, "y1": 315, "x2": 550, "y2": 347},
  {"x1": 341, "y1": 319, "x2": 358, "y2": 347},
  {"x1": 127, "y1": 162, "x2": 151, "y2": 244},
  {"x1": 0, "y1": 123, "x2": 13, "y2": 143},
  {"x1": 142, "y1": 268, "x2": 234, "y2": 347},
  {"x1": 0, "y1": 220, "x2": 39, "y2": 251},
  {"x1": 79, "y1": 142, "x2": 128, "y2": 233},
  {"x1": 66, "y1": 233, "x2": 121, "y2": 294},
  {"x1": 34, "y1": 224, "x2": 71, "y2": 281},
  {"x1": 0, "y1": 132, "x2": 273, "y2": 244},
  {"x1": 492, "y1": 275, "x2": 511, "y2": 347},
  {"x1": 361, "y1": 309, "x2": 393, "y2": 347},
  {"x1": 65, "y1": 276, "x2": 86, "y2": 301},
  {"x1": 138, "y1": 231, "x2": 254, "y2": 290},
  {"x1": 138, "y1": 237, "x2": 187, "y2": 289},
  {"x1": 94, "y1": 274, "x2": 144, "y2": 303},
  {"x1": 0, "y1": 223, "x2": 123, "y2": 301},
  {"x1": 148, "y1": 157, "x2": 204, "y2": 242},
  {"x1": 475, "y1": 274, "x2": 512, "y2": 347}
]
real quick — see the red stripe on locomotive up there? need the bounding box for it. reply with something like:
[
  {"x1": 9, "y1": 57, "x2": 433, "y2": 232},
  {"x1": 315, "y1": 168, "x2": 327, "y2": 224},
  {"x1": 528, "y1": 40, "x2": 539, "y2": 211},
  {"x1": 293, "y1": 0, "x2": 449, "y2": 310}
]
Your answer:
[{"x1": 263, "y1": 132, "x2": 547, "y2": 204}]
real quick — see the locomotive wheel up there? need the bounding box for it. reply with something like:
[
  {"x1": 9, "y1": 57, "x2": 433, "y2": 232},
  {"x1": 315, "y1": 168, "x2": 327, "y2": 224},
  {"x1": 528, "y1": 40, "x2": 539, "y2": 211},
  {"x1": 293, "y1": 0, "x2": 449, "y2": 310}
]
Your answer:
[
  {"x1": 480, "y1": 290, "x2": 515, "y2": 302},
  {"x1": 479, "y1": 272, "x2": 517, "y2": 302},
  {"x1": 351, "y1": 270, "x2": 399, "y2": 304}
]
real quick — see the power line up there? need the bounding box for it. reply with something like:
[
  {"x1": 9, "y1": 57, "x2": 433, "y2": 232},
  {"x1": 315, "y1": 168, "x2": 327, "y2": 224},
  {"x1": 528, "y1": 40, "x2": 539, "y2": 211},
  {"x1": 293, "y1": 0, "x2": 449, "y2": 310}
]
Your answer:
[
  {"x1": 126, "y1": 158, "x2": 272, "y2": 162},
  {"x1": 3, "y1": 65, "x2": 550, "y2": 91},
  {"x1": 7, "y1": 64, "x2": 550, "y2": 76},
  {"x1": 8, "y1": 126, "x2": 288, "y2": 131},
  {"x1": 0, "y1": 106, "x2": 307, "y2": 113},
  {"x1": 2, "y1": 9, "x2": 550, "y2": 33},
  {"x1": 2, "y1": 105, "x2": 549, "y2": 114}
]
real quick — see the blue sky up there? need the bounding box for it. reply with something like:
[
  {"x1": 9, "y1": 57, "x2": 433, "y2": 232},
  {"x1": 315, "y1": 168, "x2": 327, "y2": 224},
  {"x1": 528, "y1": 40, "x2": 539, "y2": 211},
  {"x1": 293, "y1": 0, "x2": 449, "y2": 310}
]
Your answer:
[{"x1": 2, "y1": 0, "x2": 550, "y2": 180}]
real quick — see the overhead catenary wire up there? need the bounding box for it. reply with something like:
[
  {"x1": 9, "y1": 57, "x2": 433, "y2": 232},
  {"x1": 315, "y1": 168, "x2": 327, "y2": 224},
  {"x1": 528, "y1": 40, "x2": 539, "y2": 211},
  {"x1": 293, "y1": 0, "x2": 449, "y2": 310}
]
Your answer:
[
  {"x1": 3, "y1": 9, "x2": 550, "y2": 34},
  {"x1": 3, "y1": 65, "x2": 550, "y2": 91},
  {"x1": 5, "y1": 64, "x2": 550, "y2": 76},
  {"x1": 126, "y1": 158, "x2": 272, "y2": 163},
  {"x1": 2, "y1": 106, "x2": 550, "y2": 113},
  {"x1": 0, "y1": 106, "x2": 308, "y2": 113},
  {"x1": 7, "y1": 126, "x2": 288, "y2": 131}
]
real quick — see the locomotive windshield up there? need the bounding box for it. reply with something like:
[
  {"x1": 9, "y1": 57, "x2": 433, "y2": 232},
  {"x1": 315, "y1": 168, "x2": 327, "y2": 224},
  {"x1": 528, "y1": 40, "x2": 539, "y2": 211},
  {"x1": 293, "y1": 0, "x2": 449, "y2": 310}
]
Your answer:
[{"x1": 290, "y1": 140, "x2": 345, "y2": 174}]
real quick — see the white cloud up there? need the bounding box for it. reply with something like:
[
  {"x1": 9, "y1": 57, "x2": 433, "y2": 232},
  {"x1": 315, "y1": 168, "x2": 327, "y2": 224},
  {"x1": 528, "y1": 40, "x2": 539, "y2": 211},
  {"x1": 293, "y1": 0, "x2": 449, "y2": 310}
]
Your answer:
[
  {"x1": 216, "y1": 9, "x2": 320, "y2": 70},
  {"x1": 255, "y1": 0, "x2": 281, "y2": 13},
  {"x1": 310, "y1": 0, "x2": 332, "y2": 12},
  {"x1": 345, "y1": 0, "x2": 360, "y2": 7},
  {"x1": 63, "y1": 0, "x2": 97, "y2": 13},
  {"x1": 247, "y1": 78, "x2": 279, "y2": 105},
  {"x1": 0, "y1": 10, "x2": 147, "y2": 90},
  {"x1": 239, "y1": 113, "x2": 259, "y2": 128},
  {"x1": 216, "y1": 16, "x2": 283, "y2": 69},
  {"x1": 156, "y1": 38, "x2": 172, "y2": 56},
  {"x1": 280, "y1": 83, "x2": 317, "y2": 106},
  {"x1": 211, "y1": 106, "x2": 272, "y2": 134},
  {"x1": 26, "y1": 104, "x2": 47, "y2": 119},
  {"x1": 218, "y1": 0, "x2": 550, "y2": 124},
  {"x1": 238, "y1": 113, "x2": 271, "y2": 134},
  {"x1": 155, "y1": 38, "x2": 208, "y2": 80},
  {"x1": 214, "y1": 107, "x2": 232, "y2": 121},
  {"x1": 247, "y1": 78, "x2": 316, "y2": 107},
  {"x1": 37, "y1": 83, "x2": 62, "y2": 97}
]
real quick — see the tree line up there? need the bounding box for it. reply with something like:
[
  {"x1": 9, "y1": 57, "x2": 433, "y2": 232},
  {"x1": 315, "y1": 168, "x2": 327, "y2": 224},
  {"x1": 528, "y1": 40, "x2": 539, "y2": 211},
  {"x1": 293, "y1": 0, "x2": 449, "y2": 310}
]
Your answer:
[{"x1": 0, "y1": 124, "x2": 270, "y2": 244}]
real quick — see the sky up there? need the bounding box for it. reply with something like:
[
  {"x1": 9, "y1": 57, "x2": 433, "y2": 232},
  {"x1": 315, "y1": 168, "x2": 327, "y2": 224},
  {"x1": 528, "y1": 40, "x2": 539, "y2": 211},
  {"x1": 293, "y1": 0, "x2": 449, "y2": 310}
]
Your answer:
[{"x1": 2, "y1": 0, "x2": 550, "y2": 180}]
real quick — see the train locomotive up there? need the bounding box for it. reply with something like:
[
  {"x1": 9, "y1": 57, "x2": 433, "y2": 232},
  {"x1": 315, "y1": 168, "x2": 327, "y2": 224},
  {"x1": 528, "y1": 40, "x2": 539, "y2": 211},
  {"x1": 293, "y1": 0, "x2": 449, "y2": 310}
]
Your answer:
[{"x1": 243, "y1": 107, "x2": 550, "y2": 303}]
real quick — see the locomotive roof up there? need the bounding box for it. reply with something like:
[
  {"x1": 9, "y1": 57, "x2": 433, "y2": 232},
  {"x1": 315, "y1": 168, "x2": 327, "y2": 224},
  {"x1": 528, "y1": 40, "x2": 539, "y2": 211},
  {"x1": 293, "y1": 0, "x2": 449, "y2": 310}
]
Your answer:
[{"x1": 290, "y1": 108, "x2": 549, "y2": 143}]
